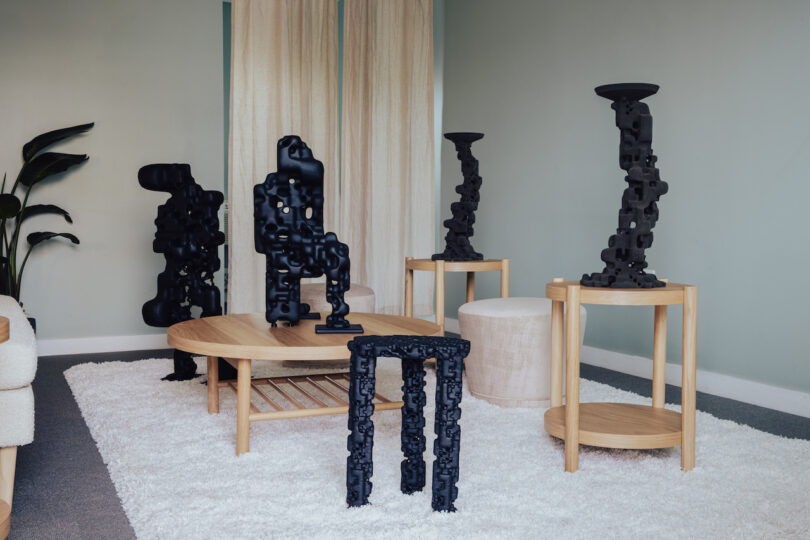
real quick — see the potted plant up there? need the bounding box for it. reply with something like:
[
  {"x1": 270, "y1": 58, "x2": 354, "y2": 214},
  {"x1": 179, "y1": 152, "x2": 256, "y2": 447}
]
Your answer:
[{"x1": 1, "y1": 123, "x2": 94, "y2": 330}]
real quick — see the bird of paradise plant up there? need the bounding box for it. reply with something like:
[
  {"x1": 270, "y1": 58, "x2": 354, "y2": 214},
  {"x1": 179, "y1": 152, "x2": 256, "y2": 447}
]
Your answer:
[{"x1": 0, "y1": 123, "x2": 93, "y2": 303}]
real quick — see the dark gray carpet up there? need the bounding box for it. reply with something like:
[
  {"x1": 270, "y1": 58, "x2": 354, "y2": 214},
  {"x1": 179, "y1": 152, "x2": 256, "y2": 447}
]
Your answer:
[{"x1": 7, "y1": 350, "x2": 810, "y2": 539}]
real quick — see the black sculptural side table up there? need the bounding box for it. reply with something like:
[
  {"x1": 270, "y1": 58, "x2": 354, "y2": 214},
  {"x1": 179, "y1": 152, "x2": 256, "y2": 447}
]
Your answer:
[{"x1": 346, "y1": 335, "x2": 470, "y2": 512}]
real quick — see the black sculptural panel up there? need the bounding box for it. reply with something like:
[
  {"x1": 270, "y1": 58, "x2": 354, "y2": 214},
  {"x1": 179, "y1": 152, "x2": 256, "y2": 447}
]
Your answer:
[
  {"x1": 254, "y1": 135, "x2": 362, "y2": 334},
  {"x1": 346, "y1": 335, "x2": 469, "y2": 512},
  {"x1": 139, "y1": 164, "x2": 235, "y2": 381},
  {"x1": 581, "y1": 83, "x2": 669, "y2": 289},
  {"x1": 433, "y1": 132, "x2": 485, "y2": 261}
]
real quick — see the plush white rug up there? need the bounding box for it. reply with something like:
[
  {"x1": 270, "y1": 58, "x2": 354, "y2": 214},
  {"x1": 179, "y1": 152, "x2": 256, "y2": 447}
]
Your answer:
[{"x1": 65, "y1": 358, "x2": 810, "y2": 539}]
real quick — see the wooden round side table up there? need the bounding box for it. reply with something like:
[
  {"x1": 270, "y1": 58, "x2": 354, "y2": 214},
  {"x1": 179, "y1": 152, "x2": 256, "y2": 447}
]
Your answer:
[
  {"x1": 404, "y1": 257, "x2": 510, "y2": 333},
  {"x1": 543, "y1": 279, "x2": 698, "y2": 472}
]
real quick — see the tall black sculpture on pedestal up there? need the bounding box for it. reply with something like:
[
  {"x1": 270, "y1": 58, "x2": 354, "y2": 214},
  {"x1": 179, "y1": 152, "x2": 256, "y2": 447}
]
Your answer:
[
  {"x1": 581, "y1": 83, "x2": 669, "y2": 289},
  {"x1": 433, "y1": 132, "x2": 485, "y2": 261},
  {"x1": 139, "y1": 164, "x2": 236, "y2": 381},
  {"x1": 254, "y1": 135, "x2": 362, "y2": 334}
]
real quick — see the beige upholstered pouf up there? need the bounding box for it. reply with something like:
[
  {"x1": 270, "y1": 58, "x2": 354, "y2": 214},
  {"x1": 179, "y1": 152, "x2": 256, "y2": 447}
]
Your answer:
[
  {"x1": 282, "y1": 283, "x2": 376, "y2": 368},
  {"x1": 458, "y1": 297, "x2": 586, "y2": 408}
]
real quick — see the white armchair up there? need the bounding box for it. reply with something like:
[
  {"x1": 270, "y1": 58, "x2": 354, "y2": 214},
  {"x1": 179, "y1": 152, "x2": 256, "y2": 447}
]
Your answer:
[{"x1": 0, "y1": 295, "x2": 37, "y2": 539}]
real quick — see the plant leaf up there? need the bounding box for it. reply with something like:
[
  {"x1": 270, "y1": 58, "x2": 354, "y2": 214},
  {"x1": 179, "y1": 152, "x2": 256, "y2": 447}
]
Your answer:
[
  {"x1": 22, "y1": 123, "x2": 94, "y2": 162},
  {"x1": 20, "y1": 204, "x2": 73, "y2": 224},
  {"x1": 27, "y1": 231, "x2": 80, "y2": 246},
  {"x1": 18, "y1": 152, "x2": 88, "y2": 187},
  {"x1": 0, "y1": 194, "x2": 21, "y2": 219}
]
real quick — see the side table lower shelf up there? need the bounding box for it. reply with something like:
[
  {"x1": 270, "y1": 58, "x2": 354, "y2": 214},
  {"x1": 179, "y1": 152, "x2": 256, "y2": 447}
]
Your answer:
[{"x1": 544, "y1": 403, "x2": 682, "y2": 450}]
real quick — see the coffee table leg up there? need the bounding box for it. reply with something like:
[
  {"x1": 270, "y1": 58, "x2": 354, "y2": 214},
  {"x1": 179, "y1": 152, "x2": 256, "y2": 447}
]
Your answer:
[
  {"x1": 435, "y1": 260, "x2": 445, "y2": 334},
  {"x1": 653, "y1": 306, "x2": 667, "y2": 409},
  {"x1": 401, "y1": 358, "x2": 427, "y2": 494},
  {"x1": 550, "y1": 279, "x2": 565, "y2": 407},
  {"x1": 207, "y1": 356, "x2": 219, "y2": 414},
  {"x1": 405, "y1": 257, "x2": 414, "y2": 317},
  {"x1": 432, "y1": 353, "x2": 463, "y2": 512},
  {"x1": 347, "y1": 351, "x2": 377, "y2": 507},
  {"x1": 236, "y1": 358, "x2": 251, "y2": 456},
  {"x1": 564, "y1": 285, "x2": 581, "y2": 472},
  {"x1": 500, "y1": 259, "x2": 510, "y2": 297},
  {"x1": 681, "y1": 286, "x2": 698, "y2": 471}
]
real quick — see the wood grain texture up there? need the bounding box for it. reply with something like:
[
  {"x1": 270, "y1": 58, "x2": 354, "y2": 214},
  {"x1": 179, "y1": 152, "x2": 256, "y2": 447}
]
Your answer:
[
  {"x1": 652, "y1": 305, "x2": 667, "y2": 408},
  {"x1": 546, "y1": 280, "x2": 687, "y2": 306},
  {"x1": 207, "y1": 356, "x2": 219, "y2": 414},
  {"x1": 564, "y1": 285, "x2": 581, "y2": 472},
  {"x1": 0, "y1": 317, "x2": 8, "y2": 344},
  {"x1": 550, "y1": 299, "x2": 564, "y2": 408},
  {"x1": 236, "y1": 359, "x2": 251, "y2": 455},
  {"x1": 406, "y1": 258, "x2": 506, "y2": 272},
  {"x1": 681, "y1": 286, "x2": 698, "y2": 471},
  {"x1": 168, "y1": 312, "x2": 441, "y2": 360},
  {"x1": 0, "y1": 446, "x2": 16, "y2": 511},
  {"x1": 0, "y1": 501, "x2": 9, "y2": 540},
  {"x1": 500, "y1": 259, "x2": 510, "y2": 297},
  {"x1": 544, "y1": 403, "x2": 683, "y2": 449}
]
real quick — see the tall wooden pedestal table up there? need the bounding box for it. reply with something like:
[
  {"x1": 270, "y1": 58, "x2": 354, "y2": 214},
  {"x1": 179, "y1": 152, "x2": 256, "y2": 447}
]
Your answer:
[
  {"x1": 543, "y1": 280, "x2": 697, "y2": 472},
  {"x1": 168, "y1": 312, "x2": 441, "y2": 455},
  {"x1": 405, "y1": 257, "x2": 509, "y2": 333}
]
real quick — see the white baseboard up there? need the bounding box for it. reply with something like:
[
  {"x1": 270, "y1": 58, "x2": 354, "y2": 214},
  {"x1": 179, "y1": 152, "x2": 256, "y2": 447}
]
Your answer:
[
  {"x1": 38, "y1": 333, "x2": 168, "y2": 357},
  {"x1": 580, "y1": 345, "x2": 810, "y2": 418}
]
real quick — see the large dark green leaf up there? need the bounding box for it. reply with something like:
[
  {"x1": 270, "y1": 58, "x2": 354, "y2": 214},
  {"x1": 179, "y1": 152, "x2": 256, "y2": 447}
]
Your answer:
[
  {"x1": 0, "y1": 194, "x2": 21, "y2": 219},
  {"x1": 18, "y1": 152, "x2": 88, "y2": 187},
  {"x1": 27, "y1": 231, "x2": 80, "y2": 246},
  {"x1": 22, "y1": 123, "x2": 94, "y2": 162},
  {"x1": 20, "y1": 204, "x2": 72, "y2": 223}
]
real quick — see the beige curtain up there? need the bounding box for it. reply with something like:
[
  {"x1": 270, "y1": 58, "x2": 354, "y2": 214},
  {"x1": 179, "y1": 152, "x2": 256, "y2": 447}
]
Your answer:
[
  {"x1": 341, "y1": 0, "x2": 435, "y2": 315},
  {"x1": 227, "y1": 0, "x2": 339, "y2": 314}
]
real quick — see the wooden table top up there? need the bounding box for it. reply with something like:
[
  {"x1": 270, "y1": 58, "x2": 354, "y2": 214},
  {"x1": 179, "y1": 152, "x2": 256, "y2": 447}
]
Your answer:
[
  {"x1": 545, "y1": 280, "x2": 691, "y2": 306},
  {"x1": 167, "y1": 312, "x2": 442, "y2": 361},
  {"x1": 406, "y1": 258, "x2": 507, "y2": 272}
]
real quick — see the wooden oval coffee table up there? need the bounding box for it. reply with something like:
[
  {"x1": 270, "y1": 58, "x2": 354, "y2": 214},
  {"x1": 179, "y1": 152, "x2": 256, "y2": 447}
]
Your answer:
[{"x1": 168, "y1": 312, "x2": 441, "y2": 455}]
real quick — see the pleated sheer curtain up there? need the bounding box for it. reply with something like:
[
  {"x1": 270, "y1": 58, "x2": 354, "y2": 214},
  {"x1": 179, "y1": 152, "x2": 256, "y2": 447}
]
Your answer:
[{"x1": 228, "y1": 0, "x2": 434, "y2": 317}]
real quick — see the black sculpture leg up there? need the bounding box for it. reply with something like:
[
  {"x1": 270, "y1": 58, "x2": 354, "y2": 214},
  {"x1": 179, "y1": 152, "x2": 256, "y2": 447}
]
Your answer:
[
  {"x1": 162, "y1": 349, "x2": 198, "y2": 381},
  {"x1": 400, "y1": 357, "x2": 427, "y2": 494},
  {"x1": 346, "y1": 351, "x2": 377, "y2": 507},
  {"x1": 431, "y1": 352, "x2": 464, "y2": 512}
]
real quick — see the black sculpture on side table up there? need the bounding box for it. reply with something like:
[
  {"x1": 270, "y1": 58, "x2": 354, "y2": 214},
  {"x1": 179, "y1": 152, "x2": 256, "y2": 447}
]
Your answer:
[
  {"x1": 254, "y1": 135, "x2": 362, "y2": 334},
  {"x1": 346, "y1": 335, "x2": 469, "y2": 512},
  {"x1": 581, "y1": 83, "x2": 669, "y2": 289},
  {"x1": 139, "y1": 164, "x2": 236, "y2": 381},
  {"x1": 433, "y1": 132, "x2": 485, "y2": 261}
]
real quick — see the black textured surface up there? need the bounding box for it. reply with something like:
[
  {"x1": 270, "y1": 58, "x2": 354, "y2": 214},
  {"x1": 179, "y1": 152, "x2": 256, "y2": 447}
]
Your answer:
[
  {"x1": 138, "y1": 164, "x2": 235, "y2": 381},
  {"x1": 582, "y1": 83, "x2": 669, "y2": 289},
  {"x1": 254, "y1": 136, "x2": 359, "y2": 333},
  {"x1": 433, "y1": 132, "x2": 485, "y2": 261},
  {"x1": 346, "y1": 336, "x2": 469, "y2": 512}
]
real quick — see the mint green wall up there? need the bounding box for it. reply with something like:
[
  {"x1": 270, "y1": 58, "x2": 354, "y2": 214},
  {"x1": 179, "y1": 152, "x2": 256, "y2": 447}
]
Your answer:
[{"x1": 441, "y1": 0, "x2": 810, "y2": 393}]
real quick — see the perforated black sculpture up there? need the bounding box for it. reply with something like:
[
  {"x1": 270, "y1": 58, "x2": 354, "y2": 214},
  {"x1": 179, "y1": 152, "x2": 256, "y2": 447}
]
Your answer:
[
  {"x1": 581, "y1": 83, "x2": 669, "y2": 289},
  {"x1": 433, "y1": 132, "x2": 485, "y2": 261},
  {"x1": 139, "y1": 164, "x2": 236, "y2": 381},
  {"x1": 254, "y1": 136, "x2": 362, "y2": 334},
  {"x1": 346, "y1": 335, "x2": 469, "y2": 512}
]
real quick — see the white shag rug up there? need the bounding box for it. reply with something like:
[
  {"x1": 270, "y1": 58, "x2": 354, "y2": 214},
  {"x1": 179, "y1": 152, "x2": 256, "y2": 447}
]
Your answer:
[{"x1": 65, "y1": 358, "x2": 810, "y2": 540}]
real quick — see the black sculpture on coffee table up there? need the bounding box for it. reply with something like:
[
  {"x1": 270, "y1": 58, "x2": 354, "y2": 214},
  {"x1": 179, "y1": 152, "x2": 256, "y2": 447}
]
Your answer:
[
  {"x1": 139, "y1": 164, "x2": 236, "y2": 381},
  {"x1": 254, "y1": 135, "x2": 362, "y2": 334},
  {"x1": 433, "y1": 132, "x2": 485, "y2": 261},
  {"x1": 346, "y1": 335, "x2": 469, "y2": 512},
  {"x1": 581, "y1": 83, "x2": 669, "y2": 289}
]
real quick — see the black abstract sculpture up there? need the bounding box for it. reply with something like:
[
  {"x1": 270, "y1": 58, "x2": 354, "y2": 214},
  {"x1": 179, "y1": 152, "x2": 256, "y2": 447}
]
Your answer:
[
  {"x1": 346, "y1": 335, "x2": 469, "y2": 512},
  {"x1": 254, "y1": 136, "x2": 362, "y2": 334},
  {"x1": 581, "y1": 83, "x2": 669, "y2": 289},
  {"x1": 139, "y1": 164, "x2": 236, "y2": 381},
  {"x1": 433, "y1": 132, "x2": 485, "y2": 261}
]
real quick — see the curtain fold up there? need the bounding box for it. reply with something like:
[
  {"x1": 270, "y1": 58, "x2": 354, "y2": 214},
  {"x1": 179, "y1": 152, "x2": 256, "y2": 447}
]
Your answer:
[
  {"x1": 341, "y1": 0, "x2": 435, "y2": 315},
  {"x1": 228, "y1": 0, "x2": 339, "y2": 314}
]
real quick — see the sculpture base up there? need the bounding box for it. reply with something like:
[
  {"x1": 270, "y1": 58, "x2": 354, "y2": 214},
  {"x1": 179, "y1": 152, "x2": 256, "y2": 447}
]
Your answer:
[
  {"x1": 300, "y1": 312, "x2": 322, "y2": 320},
  {"x1": 581, "y1": 272, "x2": 665, "y2": 289},
  {"x1": 315, "y1": 323, "x2": 364, "y2": 334},
  {"x1": 431, "y1": 252, "x2": 484, "y2": 262}
]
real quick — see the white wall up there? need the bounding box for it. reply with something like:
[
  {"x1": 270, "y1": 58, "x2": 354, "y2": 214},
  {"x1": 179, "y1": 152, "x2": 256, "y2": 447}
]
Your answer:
[
  {"x1": 441, "y1": 0, "x2": 810, "y2": 394},
  {"x1": 0, "y1": 0, "x2": 225, "y2": 340}
]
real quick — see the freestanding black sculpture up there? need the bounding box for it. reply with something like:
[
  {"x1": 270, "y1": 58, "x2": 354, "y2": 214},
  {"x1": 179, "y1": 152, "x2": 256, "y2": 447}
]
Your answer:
[
  {"x1": 433, "y1": 132, "x2": 485, "y2": 261},
  {"x1": 139, "y1": 164, "x2": 236, "y2": 381},
  {"x1": 254, "y1": 135, "x2": 362, "y2": 334},
  {"x1": 345, "y1": 335, "x2": 469, "y2": 512},
  {"x1": 581, "y1": 83, "x2": 669, "y2": 289}
]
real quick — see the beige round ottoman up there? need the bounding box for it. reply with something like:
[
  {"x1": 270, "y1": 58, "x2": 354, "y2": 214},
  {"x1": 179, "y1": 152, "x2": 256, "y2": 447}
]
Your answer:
[
  {"x1": 458, "y1": 297, "x2": 586, "y2": 408},
  {"x1": 282, "y1": 282, "x2": 376, "y2": 368}
]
